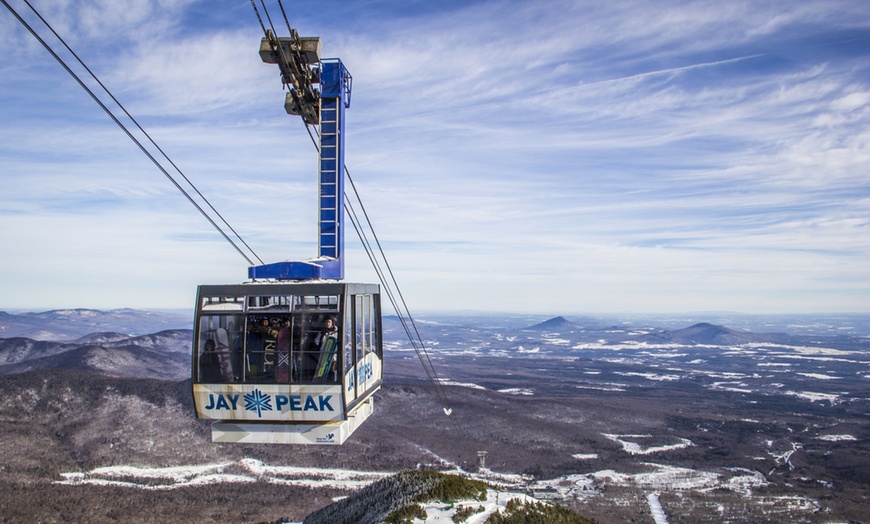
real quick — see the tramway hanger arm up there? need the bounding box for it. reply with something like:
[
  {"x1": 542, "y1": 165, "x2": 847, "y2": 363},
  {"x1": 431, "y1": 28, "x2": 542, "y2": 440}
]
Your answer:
[
  {"x1": 258, "y1": 29, "x2": 321, "y2": 125},
  {"x1": 250, "y1": 30, "x2": 353, "y2": 281}
]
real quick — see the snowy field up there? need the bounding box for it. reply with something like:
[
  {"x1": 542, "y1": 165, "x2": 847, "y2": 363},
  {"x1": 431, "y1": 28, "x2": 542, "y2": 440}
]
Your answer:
[
  {"x1": 55, "y1": 454, "x2": 780, "y2": 523},
  {"x1": 57, "y1": 459, "x2": 392, "y2": 490},
  {"x1": 602, "y1": 434, "x2": 694, "y2": 455}
]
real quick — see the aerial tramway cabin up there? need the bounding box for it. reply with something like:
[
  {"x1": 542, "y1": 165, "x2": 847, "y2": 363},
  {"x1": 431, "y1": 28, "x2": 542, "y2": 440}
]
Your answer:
[
  {"x1": 191, "y1": 26, "x2": 383, "y2": 445},
  {"x1": 192, "y1": 282, "x2": 382, "y2": 444}
]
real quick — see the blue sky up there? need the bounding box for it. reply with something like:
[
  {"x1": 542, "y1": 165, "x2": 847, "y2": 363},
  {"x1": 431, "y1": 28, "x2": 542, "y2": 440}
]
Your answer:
[{"x1": 1, "y1": 0, "x2": 868, "y2": 314}]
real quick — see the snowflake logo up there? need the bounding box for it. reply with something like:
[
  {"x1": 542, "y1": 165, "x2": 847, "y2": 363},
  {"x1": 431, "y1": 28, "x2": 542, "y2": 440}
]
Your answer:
[{"x1": 244, "y1": 389, "x2": 273, "y2": 418}]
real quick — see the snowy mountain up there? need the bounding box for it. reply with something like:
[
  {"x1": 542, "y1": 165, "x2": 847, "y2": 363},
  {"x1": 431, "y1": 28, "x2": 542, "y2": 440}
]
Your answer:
[
  {"x1": 524, "y1": 316, "x2": 582, "y2": 331},
  {"x1": 638, "y1": 322, "x2": 783, "y2": 345}
]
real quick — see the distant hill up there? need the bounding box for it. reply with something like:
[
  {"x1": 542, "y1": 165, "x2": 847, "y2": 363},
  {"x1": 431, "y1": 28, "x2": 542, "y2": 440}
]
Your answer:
[
  {"x1": 524, "y1": 316, "x2": 581, "y2": 331},
  {"x1": 0, "y1": 308, "x2": 191, "y2": 341},
  {"x1": 634, "y1": 322, "x2": 787, "y2": 345},
  {"x1": 0, "y1": 329, "x2": 191, "y2": 380},
  {"x1": 0, "y1": 338, "x2": 75, "y2": 366},
  {"x1": 671, "y1": 323, "x2": 756, "y2": 345}
]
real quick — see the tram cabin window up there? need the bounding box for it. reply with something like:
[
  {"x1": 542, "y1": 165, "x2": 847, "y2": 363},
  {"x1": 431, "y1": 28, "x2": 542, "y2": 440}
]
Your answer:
[
  {"x1": 195, "y1": 293, "x2": 344, "y2": 385},
  {"x1": 197, "y1": 313, "x2": 243, "y2": 383}
]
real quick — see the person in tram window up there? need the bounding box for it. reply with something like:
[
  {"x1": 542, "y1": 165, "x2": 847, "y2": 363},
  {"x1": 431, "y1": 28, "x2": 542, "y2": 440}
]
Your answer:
[
  {"x1": 314, "y1": 316, "x2": 338, "y2": 345},
  {"x1": 199, "y1": 339, "x2": 224, "y2": 383},
  {"x1": 275, "y1": 318, "x2": 291, "y2": 384},
  {"x1": 314, "y1": 316, "x2": 339, "y2": 382}
]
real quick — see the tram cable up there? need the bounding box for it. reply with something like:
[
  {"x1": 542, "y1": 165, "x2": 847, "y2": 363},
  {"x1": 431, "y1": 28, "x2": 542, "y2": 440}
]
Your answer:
[
  {"x1": 344, "y1": 200, "x2": 442, "y2": 396},
  {"x1": 275, "y1": 0, "x2": 295, "y2": 38},
  {"x1": 296, "y1": 112, "x2": 454, "y2": 410},
  {"x1": 344, "y1": 170, "x2": 453, "y2": 409},
  {"x1": 344, "y1": 171, "x2": 457, "y2": 416},
  {"x1": 344, "y1": 174, "x2": 475, "y2": 442},
  {"x1": 3, "y1": 0, "x2": 265, "y2": 268}
]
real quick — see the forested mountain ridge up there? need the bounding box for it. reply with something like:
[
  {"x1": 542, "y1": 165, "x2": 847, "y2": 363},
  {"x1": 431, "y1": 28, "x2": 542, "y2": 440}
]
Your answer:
[{"x1": 0, "y1": 329, "x2": 191, "y2": 379}]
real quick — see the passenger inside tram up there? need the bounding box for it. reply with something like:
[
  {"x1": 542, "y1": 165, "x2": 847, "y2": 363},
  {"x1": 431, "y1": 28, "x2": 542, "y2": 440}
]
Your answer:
[
  {"x1": 314, "y1": 316, "x2": 339, "y2": 382},
  {"x1": 199, "y1": 339, "x2": 223, "y2": 382}
]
